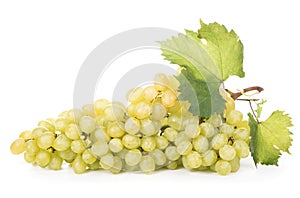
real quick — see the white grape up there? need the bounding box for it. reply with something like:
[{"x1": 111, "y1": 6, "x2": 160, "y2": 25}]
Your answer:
[
  {"x1": 139, "y1": 155, "x2": 155, "y2": 173},
  {"x1": 219, "y1": 145, "x2": 236, "y2": 161},
  {"x1": 125, "y1": 149, "x2": 142, "y2": 166},
  {"x1": 192, "y1": 135, "x2": 209, "y2": 153}
]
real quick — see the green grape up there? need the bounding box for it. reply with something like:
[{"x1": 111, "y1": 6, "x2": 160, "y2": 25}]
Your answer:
[
  {"x1": 182, "y1": 155, "x2": 191, "y2": 169},
  {"x1": 208, "y1": 113, "x2": 222, "y2": 128},
  {"x1": 25, "y1": 140, "x2": 39, "y2": 154},
  {"x1": 233, "y1": 140, "x2": 249, "y2": 158},
  {"x1": 36, "y1": 150, "x2": 51, "y2": 167},
  {"x1": 184, "y1": 123, "x2": 200, "y2": 138},
  {"x1": 219, "y1": 123, "x2": 234, "y2": 136},
  {"x1": 140, "y1": 119, "x2": 156, "y2": 136},
  {"x1": 91, "y1": 140, "x2": 109, "y2": 157},
  {"x1": 200, "y1": 123, "x2": 215, "y2": 138},
  {"x1": 65, "y1": 124, "x2": 80, "y2": 140},
  {"x1": 55, "y1": 118, "x2": 69, "y2": 132},
  {"x1": 19, "y1": 130, "x2": 32, "y2": 140},
  {"x1": 124, "y1": 117, "x2": 140, "y2": 135},
  {"x1": 82, "y1": 150, "x2": 97, "y2": 164},
  {"x1": 91, "y1": 127, "x2": 110, "y2": 142},
  {"x1": 71, "y1": 140, "x2": 85, "y2": 154},
  {"x1": 79, "y1": 116, "x2": 97, "y2": 134},
  {"x1": 125, "y1": 149, "x2": 142, "y2": 166},
  {"x1": 116, "y1": 148, "x2": 128, "y2": 159},
  {"x1": 57, "y1": 148, "x2": 76, "y2": 163},
  {"x1": 135, "y1": 101, "x2": 151, "y2": 119},
  {"x1": 163, "y1": 127, "x2": 178, "y2": 142},
  {"x1": 110, "y1": 156, "x2": 123, "y2": 174},
  {"x1": 37, "y1": 132, "x2": 55, "y2": 150},
  {"x1": 139, "y1": 155, "x2": 155, "y2": 173},
  {"x1": 233, "y1": 127, "x2": 250, "y2": 141},
  {"x1": 202, "y1": 150, "x2": 218, "y2": 166},
  {"x1": 176, "y1": 141, "x2": 192, "y2": 155},
  {"x1": 100, "y1": 153, "x2": 114, "y2": 169},
  {"x1": 82, "y1": 104, "x2": 96, "y2": 118},
  {"x1": 143, "y1": 86, "x2": 158, "y2": 102},
  {"x1": 52, "y1": 134, "x2": 71, "y2": 151},
  {"x1": 127, "y1": 87, "x2": 144, "y2": 103},
  {"x1": 66, "y1": 109, "x2": 83, "y2": 123},
  {"x1": 230, "y1": 157, "x2": 240, "y2": 172},
  {"x1": 165, "y1": 146, "x2": 180, "y2": 161},
  {"x1": 32, "y1": 127, "x2": 47, "y2": 138},
  {"x1": 150, "y1": 149, "x2": 166, "y2": 166},
  {"x1": 168, "y1": 115, "x2": 183, "y2": 131},
  {"x1": 186, "y1": 151, "x2": 202, "y2": 169},
  {"x1": 109, "y1": 138, "x2": 123, "y2": 153},
  {"x1": 226, "y1": 110, "x2": 243, "y2": 125},
  {"x1": 154, "y1": 73, "x2": 169, "y2": 91},
  {"x1": 107, "y1": 122, "x2": 125, "y2": 138},
  {"x1": 211, "y1": 134, "x2": 228, "y2": 150},
  {"x1": 219, "y1": 145, "x2": 236, "y2": 161},
  {"x1": 24, "y1": 152, "x2": 36, "y2": 163},
  {"x1": 122, "y1": 134, "x2": 141, "y2": 149},
  {"x1": 166, "y1": 161, "x2": 178, "y2": 170},
  {"x1": 215, "y1": 160, "x2": 232, "y2": 176},
  {"x1": 104, "y1": 102, "x2": 126, "y2": 121},
  {"x1": 174, "y1": 132, "x2": 189, "y2": 146},
  {"x1": 127, "y1": 103, "x2": 137, "y2": 117},
  {"x1": 10, "y1": 139, "x2": 25, "y2": 154},
  {"x1": 38, "y1": 120, "x2": 56, "y2": 133},
  {"x1": 192, "y1": 135, "x2": 209, "y2": 153},
  {"x1": 72, "y1": 155, "x2": 87, "y2": 174},
  {"x1": 48, "y1": 154, "x2": 63, "y2": 170},
  {"x1": 151, "y1": 103, "x2": 167, "y2": 120},
  {"x1": 141, "y1": 137, "x2": 156, "y2": 152},
  {"x1": 167, "y1": 75, "x2": 180, "y2": 91},
  {"x1": 161, "y1": 89, "x2": 177, "y2": 108},
  {"x1": 88, "y1": 159, "x2": 101, "y2": 170},
  {"x1": 155, "y1": 136, "x2": 169, "y2": 150},
  {"x1": 94, "y1": 98, "x2": 110, "y2": 115}
]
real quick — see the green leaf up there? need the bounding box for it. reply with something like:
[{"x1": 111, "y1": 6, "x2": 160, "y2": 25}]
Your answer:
[
  {"x1": 160, "y1": 20, "x2": 244, "y2": 117},
  {"x1": 255, "y1": 99, "x2": 267, "y2": 119},
  {"x1": 248, "y1": 111, "x2": 293, "y2": 166}
]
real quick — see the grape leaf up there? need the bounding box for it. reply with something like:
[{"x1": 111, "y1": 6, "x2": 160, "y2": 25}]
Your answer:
[
  {"x1": 160, "y1": 20, "x2": 244, "y2": 117},
  {"x1": 248, "y1": 111, "x2": 293, "y2": 166}
]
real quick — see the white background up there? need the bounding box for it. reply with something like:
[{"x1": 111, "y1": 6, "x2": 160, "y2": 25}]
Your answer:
[{"x1": 0, "y1": 0, "x2": 299, "y2": 197}]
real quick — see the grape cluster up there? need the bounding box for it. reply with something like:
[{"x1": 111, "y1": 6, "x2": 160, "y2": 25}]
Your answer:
[{"x1": 10, "y1": 73, "x2": 250, "y2": 175}]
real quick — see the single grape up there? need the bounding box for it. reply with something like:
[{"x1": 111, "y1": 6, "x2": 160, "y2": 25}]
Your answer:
[
  {"x1": 122, "y1": 134, "x2": 141, "y2": 149},
  {"x1": 192, "y1": 135, "x2": 209, "y2": 153},
  {"x1": 127, "y1": 87, "x2": 144, "y2": 103},
  {"x1": 155, "y1": 136, "x2": 169, "y2": 150},
  {"x1": 176, "y1": 140, "x2": 192, "y2": 155},
  {"x1": 165, "y1": 146, "x2": 180, "y2": 161},
  {"x1": 48, "y1": 154, "x2": 63, "y2": 170},
  {"x1": 107, "y1": 122, "x2": 125, "y2": 138},
  {"x1": 52, "y1": 134, "x2": 71, "y2": 151},
  {"x1": 55, "y1": 118, "x2": 69, "y2": 132},
  {"x1": 186, "y1": 151, "x2": 202, "y2": 169},
  {"x1": 79, "y1": 116, "x2": 97, "y2": 134},
  {"x1": 230, "y1": 157, "x2": 240, "y2": 172},
  {"x1": 215, "y1": 160, "x2": 232, "y2": 176},
  {"x1": 163, "y1": 127, "x2": 178, "y2": 142},
  {"x1": 124, "y1": 117, "x2": 140, "y2": 135},
  {"x1": 202, "y1": 150, "x2": 218, "y2": 166},
  {"x1": 185, "y1": 123, "x2": 200, "y2": 138},
  {"x1": 211, "y1": 134, "x2": 228, "y2": 150},
  {"x1": 141, "y1": 137, "x2": 156, "y2": 152},
  {"x1": 72, "y1": 155, "x2": 87, "y2": 174},
  {"x1": 10, "y1": 139, "x2": 25, "y2": 154},
  {"x1": 109, "y1": 138, "x2": 123, "y2": 153},
  {"x1": 139, "y1": 155, "x2": 155, "y2": 173},
  {"x1": 219, "y1": 145, "x2": 236, "y2": 161},
  {"x1": 36, "y1": 150, "x2": 51, "y2": 167},
  {"x1": 82, "y1": 150, "x2": 97, "y2": 164},
  {"x1": 135, "y1": 101, "x2": 151, "y2": 119},
  {"x1": 143, "y1": 86, "x2": 158, "y2": 102},
  {"x1": 233, "y1": 127, "x2": 250, "y2": 141},
  {"x1": 65, "y1": 124, "x2": 80, "y2": 140},
  {"x1": 82, "y1": 104, "x2": 96, "y2": 118},
  {"x1": 125, "y1": 149, "x2": 142, "y2": 166},
  {"x1": 38, "y1": 120, "x2": 55, "y2": 133},
  {"x1": 71, "y1": 140, "x2": 85, "y2": 154},
  {"x1": 110, "y1": 156, "x2": 123, "y2": 174},
  {"x1": 140, "y1": 119, "x2": 156, "y2": 136},
  {"x1": 233, "y1": 140, "x2": 249, "y2": 158},
  {"x1": 37, "y1": 132, "x2": 55, "y2": 150},
  {"x1": 91, "y1": 140, "x2": 109, "y2": 157},
  {"x1": 161, "y1": 89, "x2": 177, "y2": 108},
  {"x1": 57, "y1": 148, "x2": 76, "y2": 163},
  {"x1": 226, "y1": 110, "x2": 243, "y2": 125},
  {"x1": 19, "y1": 130, "x2": 32, "y2": 140},
  {"x1": 151, "y1": 103, "x2": 167, "y2": 120},
  {"x1": 200, "y1": 123, "x2": 215, "y2": 138},
  {"x1": 100, "y1": 153, "x2": 114, "y2": 170},
  {"x1": 150, "y1": 149, "x2": 167, "y2": 166}
]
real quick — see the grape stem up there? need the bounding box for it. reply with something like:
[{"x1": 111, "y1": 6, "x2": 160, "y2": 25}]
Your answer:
[
  {"x1": 248, "y1": 100, "x2": 260, "y2": 123},
  {"x1": 225, "y1": 86, "x2": 264, "y2": 100}
]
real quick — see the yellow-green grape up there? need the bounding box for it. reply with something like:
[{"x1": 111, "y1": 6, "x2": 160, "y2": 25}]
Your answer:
[
  {"x1": 125, "y1": 149, "x2": 142, "y2": 166},
  {"x1": 230, "y1": 157, "x2": 240, "y2": 172},
  {"x1": 182, "y1": 155, "x2": 191, "y2": 169},
  {"x1": 139, "y1": 155, "x2": 155, "y2": 173},
  {"x1": 91, "y1": 127, "x2": 110, "y2": 142},
  {"x1": 71, "y1": 140, "x2": 86, "y2": 154},
  {"x1": 37, "y1": 132, "x2": 55, "y2": 150},
  {"x1": 141, "y1": 137, "x2": 156, "y2": 152},
  {"x1": 109, "y1": 138, "x2": 123, "y2": 153},
  {"x1": 150, "y1": 149, "x2": 166, "y2": 166},
  {"x1": 184, "y1": 123, "x2": 200, "y2": 138},
  {"x1": 167, "y1": 75, "x2": 180, "y2": 91},
  {"x1": 72, "y1": 155, "x2": 87, "y2": 174},
  {"x1": 226, "y1": 110, "x2": 243, "y2": 125},
  {"x1": 55, "y1": 118, "x2": 69, "y2": 133},
  {"x1": 127, "y1": 103, "x2": 137, "y2": 117},
  {"x1": 25, "y1": 140, "x2": 39, "y2": 154},
  {"x1": 140, "y1": 119, "x2": 156, "y2": 136},
  {"x1": 82, "y1": 104, "x2": 96, "y2": 118},
  {"x1": 100, "y1": 153, "x2": 114, "y2": 170},
  {"x1": 165, "y1": 146, "x2": 180, "y2": 161},
  {"x1": 91, "y1": 140, "x2": 108, "y2": 157},
  {"x1": 143, "y1": 86, "x2": 158, "y2": 102},
  {"x1": 219, "y1": 145, "x2": 236, "y2": 161},
  {"x1": 174, "y1": 132, "x2": 189, "y2": 146},
  {"x1": 211, "y1": 134, "x2": 228, "y2": 150},
  {"x1": 155, "y1": 136, "x2": 169, "y2": 150},
  {"x1": 135, "y1": 102, "x2": 151, "y2": 119},
  {"x1": 94, "y1": 98, "x2": 110, "y2": 115},
  {"x1": 127, "y1": 87, "x2": 144, "y2": 103},
  {"x1": 200, "y1": 123, "x2": 215, "y2": 138},
  {"x1": 65, "y1": 124, "x2": 80, "y2": 140},
  {"x1": 122, "y1": 134, "x2": 141, "y2": 149},
  {"x1": 38, "y1": 120, "x2": 55, "y2": 133},
  {"x1": 46, "y1": 118, "x2": 56, "y2": 125},
  {"x1": 107, "y1": 122, "x2": 125, "y2": 138},
  {"x1": 88, "y1": 159, "x2": 101, "y2": 170},
  {"x1": 202, "y1": 150, "x2": 218, "y2": 166},
  {"x1": 154, "y1": 73, "x2": 169, "y2": 91},
  {"x1": 233, "y1": 140, "x2": 249, "y2": 158},
  {"x1": 10, "y1": 139, "x2": 25, "y2": 154},
  {"x1": 219, "y1": 123, "x2": 234, "y2": 136},
  {"x1": 215, "y1": 160, "x2": 232, "y2": 176},
  {"x1": 151, "y1": 103, "x2": 167, "y2": 120},
  {"x1": 192, "y1": 135, "x2": 209, "y2": 153},
  {"x1": 19, "y1": 130, "x2": 32, "y2": 140},
  {"x1": 233, "y1": 127, "x2": 250, "y2": 141},
  {"x1": 66, "y1": 109, "x2": 83, "y2": 123},
  {"x1": 168, "y1": 115, "x2": 183, "y2": 131},
  {"x1": 57, "y1": 148, "x2": 76, "y2": 163},
  {"x1": 208, "y1": 113, "x2": 222, "y2": 128},
  {"x1": 186, "y1": 151, "x2": 202, "y2": 169},
  {"x1": 161, "y1": 89, "x2": 177, "y2": 108},
  {"x1": 36, "y1": 150, "x2": 51, "y2": 167},
  {"x1": 24, "y1": 152, "x2": 35, "y2": 163},
  {"x1": 176, "y1": 141, "x2": 192, "y2": 155},
  {"x1": 166, "y1": 161, "x2": 178, "y2": 170},
  {"x1": 117, "y1": 148, "x2": 128, "y2": 159},
  {"x1": 82, "y1": 150, "x2": 97, "y2": 164},
  {"x1": 110, "y1": 156, "x2": 123, "y2": 174},
  {"x1": 163, "y1": 127, "x2": 178, "y2": 142},
  {"x1": 104, "y1": 103, "x2": 126, "y2": 121},
  {"x1": 124, "y1": 117, "x2": 140, "y2": 135},
  {"x1": 53, "y1": 134, "x2": 71, "y2": 151},
  {"x1": 32, "y1": 127, "x2": 47, "y2": 138},
  {"x1": 79, "y1": 116, "x2": 97, "y2": 134},
  {"x1": 48, "y1": 154, "x2": 63, "y2": 170}
]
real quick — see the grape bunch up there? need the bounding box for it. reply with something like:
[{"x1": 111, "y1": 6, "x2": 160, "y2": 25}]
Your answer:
[{"x1": 10, "y1": 73, "x2": 250, "y2": 175}]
